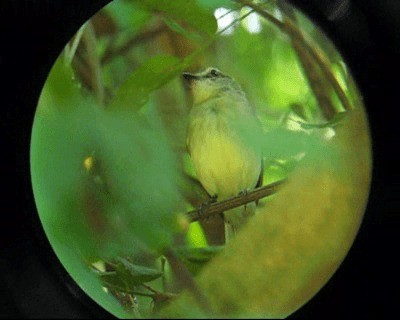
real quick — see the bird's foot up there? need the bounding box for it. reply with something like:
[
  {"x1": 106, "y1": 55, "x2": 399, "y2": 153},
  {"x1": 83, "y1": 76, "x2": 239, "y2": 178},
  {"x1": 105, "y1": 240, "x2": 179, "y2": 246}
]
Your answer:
[
  {"x1": 198, "y1": 194, "x2": 218, "y2": 221},
  {"x1": 238, "y1": 189, "x2": 251, "y2": 209},
  {"x1": 238, "y1": 189, "x2": 250, "y2": 197},
  {"x1": 208, "y1": 194, "x2": 218, "y2": 204}
]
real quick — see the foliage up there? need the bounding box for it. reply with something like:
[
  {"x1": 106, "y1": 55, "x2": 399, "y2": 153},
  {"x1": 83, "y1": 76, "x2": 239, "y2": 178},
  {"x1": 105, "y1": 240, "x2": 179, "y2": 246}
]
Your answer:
[
  {"x1": 99, "y1": 257, "x2": 163, "y2": 290},
  {"x1": 30, "y1": 0, "x2": 371, "y2": 318}
]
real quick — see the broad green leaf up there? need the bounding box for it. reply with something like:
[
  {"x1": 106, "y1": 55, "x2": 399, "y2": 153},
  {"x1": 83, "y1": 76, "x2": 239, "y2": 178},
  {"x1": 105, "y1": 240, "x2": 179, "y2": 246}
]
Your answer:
[
  {"x1": 94, "y1": 109, "x2": 183, "y2": 253},
  {"x1": 109, "y1": 55, "x2": 182, "y2": 110},
  {"x1": 134, "y1": 0, "x2": 218, "y2": 36},
  {"x1": 32, "y1": 57, "x2": 137, "y2": 318},
  {"x1": 32, "y1": 57, "x2": 101, "y2": 260},
  {"x1": 33, "y1": 52, "x2": 183, "y2": 285},
  {"x1": 105, "y1": 0, "x2": 150, "y2": 32}
]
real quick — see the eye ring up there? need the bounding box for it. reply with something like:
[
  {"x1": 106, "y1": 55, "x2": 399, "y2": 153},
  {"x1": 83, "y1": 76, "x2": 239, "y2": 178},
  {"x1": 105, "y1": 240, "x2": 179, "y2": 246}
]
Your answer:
[{"x1": 210, "y1": 69, "x2": 219, "y2": 77}]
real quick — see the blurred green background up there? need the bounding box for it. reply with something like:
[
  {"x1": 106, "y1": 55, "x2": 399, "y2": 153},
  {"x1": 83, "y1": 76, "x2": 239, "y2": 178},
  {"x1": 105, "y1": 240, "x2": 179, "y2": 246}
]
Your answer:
[{"x1": 30, "y1": 0, "x2": 371, "y2": 318}]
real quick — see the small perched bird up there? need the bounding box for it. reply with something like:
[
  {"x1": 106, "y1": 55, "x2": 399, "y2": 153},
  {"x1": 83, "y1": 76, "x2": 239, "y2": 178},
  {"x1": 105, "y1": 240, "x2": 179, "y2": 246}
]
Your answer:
[{"x1": 183, "y1": 67, "x2": 263, "y2": 242}]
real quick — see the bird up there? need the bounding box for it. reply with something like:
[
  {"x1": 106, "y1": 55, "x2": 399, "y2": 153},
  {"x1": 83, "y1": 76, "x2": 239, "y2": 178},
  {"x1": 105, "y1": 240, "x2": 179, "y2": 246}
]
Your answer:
[{"x1": 183, "y1": 67, "x2": 263, "y2": 242}]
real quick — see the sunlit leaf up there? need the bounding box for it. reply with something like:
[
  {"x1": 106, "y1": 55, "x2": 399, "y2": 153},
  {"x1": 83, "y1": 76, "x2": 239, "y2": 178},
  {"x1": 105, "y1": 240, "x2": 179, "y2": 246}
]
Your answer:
[
  {"x1": 186, "y1": 221, "x2": 208, "y2": 248},
  {"x1": 264, "y1": 40, "x2": 315, "y2": 110}
]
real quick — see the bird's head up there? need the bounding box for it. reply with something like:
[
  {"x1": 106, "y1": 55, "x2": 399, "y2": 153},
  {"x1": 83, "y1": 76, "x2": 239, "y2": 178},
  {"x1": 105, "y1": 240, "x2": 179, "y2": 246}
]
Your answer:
[{"x1": 182, "y1": 67, "x2": 243, "y2": 105}]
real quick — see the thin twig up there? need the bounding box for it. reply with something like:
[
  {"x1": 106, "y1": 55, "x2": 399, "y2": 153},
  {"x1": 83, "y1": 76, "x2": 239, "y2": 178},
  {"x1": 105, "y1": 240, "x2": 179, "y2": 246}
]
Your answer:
[
  {"x1": 237, "y1": 0, "x2": 285, "y2": 30},
  {"x1": 217, "y1": 8, "x2": 255, "y2": 36},
  {"x1": 187, "y1": 178, "x2": 287, "y2": 222}
]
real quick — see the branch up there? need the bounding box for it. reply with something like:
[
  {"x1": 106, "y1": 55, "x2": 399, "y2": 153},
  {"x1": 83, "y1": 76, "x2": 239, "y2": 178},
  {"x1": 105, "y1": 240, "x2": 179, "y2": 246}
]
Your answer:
[
  {"x1": 187, "y1": 179, "x2": 287, "y2": 222},
  {"x1": 237, "y1": 0, "x2": 353, "y2": 117}
]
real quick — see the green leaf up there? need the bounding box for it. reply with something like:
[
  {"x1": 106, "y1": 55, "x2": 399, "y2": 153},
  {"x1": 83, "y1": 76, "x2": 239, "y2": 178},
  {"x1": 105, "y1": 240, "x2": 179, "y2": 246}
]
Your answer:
[
  {"x1": 134, "y1": 0, "x2": 218, "y2": 36},
  {"x1": 109, "y1": 55, "x2": 182, "y2": 110},
  {"x1": 105, "y1": 0, "x2": 150, "y2": 32},
  {"x1": 186, "y1": 221, "x2": 208, "y2": 248},
  {"x1": 163, "y1": 17, "x2": 202, "y2": 42},
  {"x1": 32, "y1": 57, "x2": 101, "y2": 260},
  {"x1": 100, "y1": 258, "x2": 163, "y2": 290},
  {"x1": 33, "y1": 54, "x2": 184, "y2": 258}
]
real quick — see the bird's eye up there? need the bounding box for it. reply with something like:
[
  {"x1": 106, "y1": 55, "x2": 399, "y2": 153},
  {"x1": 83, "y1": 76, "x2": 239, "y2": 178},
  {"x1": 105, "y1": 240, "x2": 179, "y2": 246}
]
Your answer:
[{"x1": 210, "y1": 69, "x2": 219, "y2": 77}]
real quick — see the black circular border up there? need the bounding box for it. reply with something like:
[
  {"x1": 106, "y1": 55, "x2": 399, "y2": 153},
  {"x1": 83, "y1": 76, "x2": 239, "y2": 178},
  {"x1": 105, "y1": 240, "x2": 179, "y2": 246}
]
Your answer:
[{"x1": 1, "y1": 0, "x2": 398, "y2": 318}]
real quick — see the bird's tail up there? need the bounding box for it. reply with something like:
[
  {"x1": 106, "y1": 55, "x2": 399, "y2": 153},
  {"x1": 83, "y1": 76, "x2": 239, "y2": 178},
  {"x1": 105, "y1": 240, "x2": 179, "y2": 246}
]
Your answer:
[{"x1": 224, "y1": 202, "x2": 256, "y2": 243}]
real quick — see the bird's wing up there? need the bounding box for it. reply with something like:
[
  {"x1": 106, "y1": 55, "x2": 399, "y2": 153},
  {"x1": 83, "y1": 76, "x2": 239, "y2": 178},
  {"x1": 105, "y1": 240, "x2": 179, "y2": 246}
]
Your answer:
[
  {"x1": 186, "y1": 134, "x2": 191, "y2": 156},
  {"x1": 256, "y1": 160, "x2": 263, "y2": 189},
  {"x1": 255, "y1": 157, "x2": 263, "y2": 206}
]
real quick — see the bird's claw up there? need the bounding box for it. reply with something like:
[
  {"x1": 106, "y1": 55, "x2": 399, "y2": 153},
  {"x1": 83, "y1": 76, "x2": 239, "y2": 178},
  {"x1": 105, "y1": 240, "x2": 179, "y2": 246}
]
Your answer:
[
  {"x1": 198, "y1": 194, "x2": 218, "y2": 221},
  {"x1": 239, "y1": 189, "x2": 250, "y2": 209},
  {"x1": 209, "y1": 194, "x2": 218, "y2": 203}
]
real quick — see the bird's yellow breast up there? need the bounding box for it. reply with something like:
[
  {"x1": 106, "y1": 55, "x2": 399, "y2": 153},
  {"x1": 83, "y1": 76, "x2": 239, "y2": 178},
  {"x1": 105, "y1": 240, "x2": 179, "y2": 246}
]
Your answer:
[{"x1": 187, "y1": 100, "x2": 261, "y2": 199}]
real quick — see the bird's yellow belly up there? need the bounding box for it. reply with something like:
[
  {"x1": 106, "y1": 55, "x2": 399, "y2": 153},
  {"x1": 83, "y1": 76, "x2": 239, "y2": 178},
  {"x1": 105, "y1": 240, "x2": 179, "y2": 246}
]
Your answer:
[{"x1": 189, "y1": 114, "x2": 261, "y2": 199}]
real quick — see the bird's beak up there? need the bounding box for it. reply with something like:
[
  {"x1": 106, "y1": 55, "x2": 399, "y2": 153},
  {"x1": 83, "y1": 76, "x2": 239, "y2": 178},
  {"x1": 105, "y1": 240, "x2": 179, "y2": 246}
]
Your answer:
[{"x1": 182, "y1": 72, "x2": 199, "y2": 87}]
